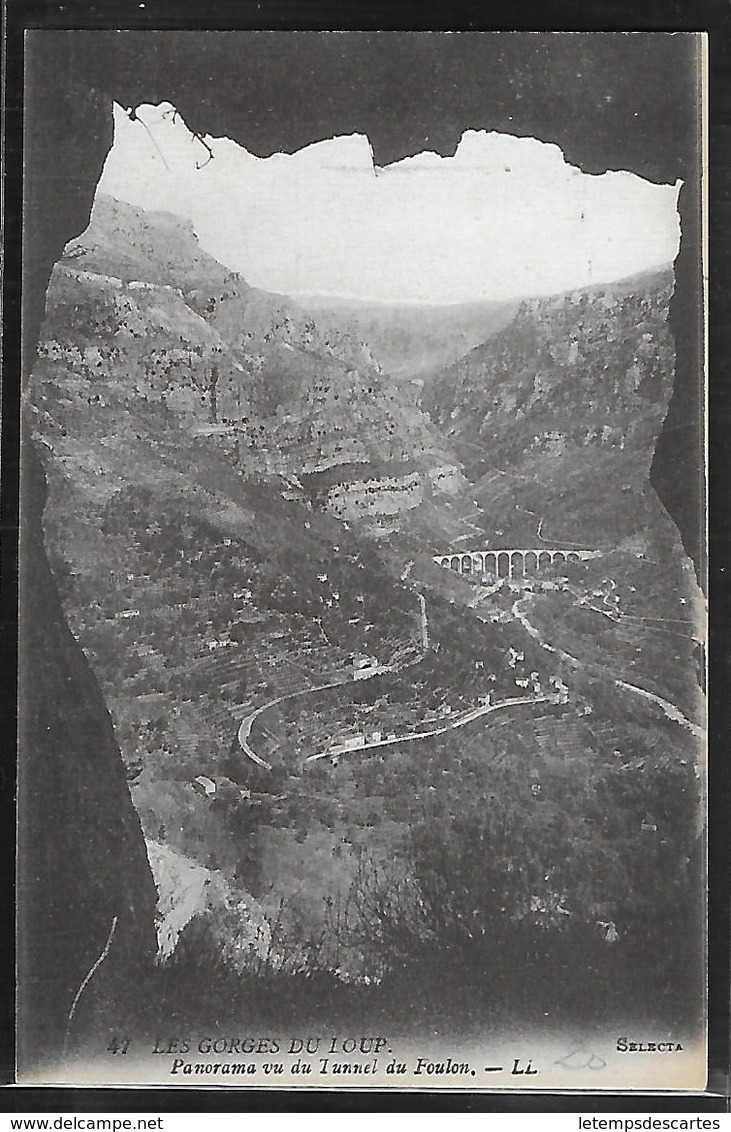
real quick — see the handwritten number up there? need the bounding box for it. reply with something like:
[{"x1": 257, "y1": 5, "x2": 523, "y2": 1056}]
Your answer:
[{"x1": 555, "y1": 1042, "x2": 606, "y2": 1071}]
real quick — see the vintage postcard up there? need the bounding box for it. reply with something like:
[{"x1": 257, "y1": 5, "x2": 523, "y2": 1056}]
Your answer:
[{"x1": 16, "y1": 30, "x2": 707, "y2": 1089}]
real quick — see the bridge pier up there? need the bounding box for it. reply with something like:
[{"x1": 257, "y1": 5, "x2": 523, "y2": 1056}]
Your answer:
[{"x1": 433, "y1": 547, "x2": 599, "y2": 579}]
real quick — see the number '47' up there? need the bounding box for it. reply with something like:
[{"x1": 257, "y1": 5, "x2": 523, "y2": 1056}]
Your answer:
[{"x1": 107, "y1": 1036, "x2": 130, "y2": 1055}]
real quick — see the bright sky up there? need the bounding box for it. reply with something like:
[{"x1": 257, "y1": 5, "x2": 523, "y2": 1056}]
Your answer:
[{"x1": 98, "y1": 102, "x2": 681, "y2": 305}]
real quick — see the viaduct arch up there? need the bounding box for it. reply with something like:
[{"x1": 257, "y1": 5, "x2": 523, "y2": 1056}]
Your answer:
[{"x1": 433, "y1": 548, "x2": 600, "y2": 580}]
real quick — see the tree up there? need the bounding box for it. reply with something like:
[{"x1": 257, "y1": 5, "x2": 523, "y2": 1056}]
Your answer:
[{"x1": 209, "y1": 363, "x2": 219, "y2": 423}]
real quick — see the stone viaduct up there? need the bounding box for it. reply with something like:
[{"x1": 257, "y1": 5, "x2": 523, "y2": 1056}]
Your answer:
[{"x1": 433, "y1": 548, "x2": 601, "y2": 580}]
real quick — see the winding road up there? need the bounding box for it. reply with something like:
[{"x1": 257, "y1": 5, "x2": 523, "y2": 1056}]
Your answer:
[
  {"x1": 237, "y1": 592, "x2": 430, "y2": 770},
  {"x1": 237, "y1": 576, "x2": 701, "y2": 774},
  {"x1": 237, "y1": 652, "x2": 558, "y2": 771},
  {"x1": 510, "y1": 595, "x2": 703, "y2": 739},
  {"x1": 237, "y1": 676, "x2": 350, "y2": 771},
  {"x1": 305, "y1": 692, "x2": 560, "y2": 763},
  {"x1": 614, "y1": 678, "x2": 703, "y2": 738}
]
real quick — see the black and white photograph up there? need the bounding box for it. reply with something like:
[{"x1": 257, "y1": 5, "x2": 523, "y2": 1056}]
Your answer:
[{"x1": 16, "y1": 30, "x2": 707, "y2": 1090}]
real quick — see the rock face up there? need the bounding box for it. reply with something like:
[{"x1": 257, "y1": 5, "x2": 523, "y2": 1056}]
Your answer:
[
  {"x1": 287, "y1": 293, "x2": 518, "y2": 384},
  {"x1": 18, "y1": 441, "x2": 159, "y2": 1069},
  {"x1": 19, "y1": 77, "x2": 159, "y2": 1072},
  {"x1": 18, "y1": 451, "x2": 159, "y2": 1056},
  {"x1": 423, "y1": 269, "x2": 677, "y2": 547},
  {"x1": 325, "y1": 470, "x2": 424, "y2": 522},
  {"x1": 34, "y1": 194, "x2": 465, "y2": 536},
  {"x1": 48, "y1": 194, "x2": 439, "y2": 459}
]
